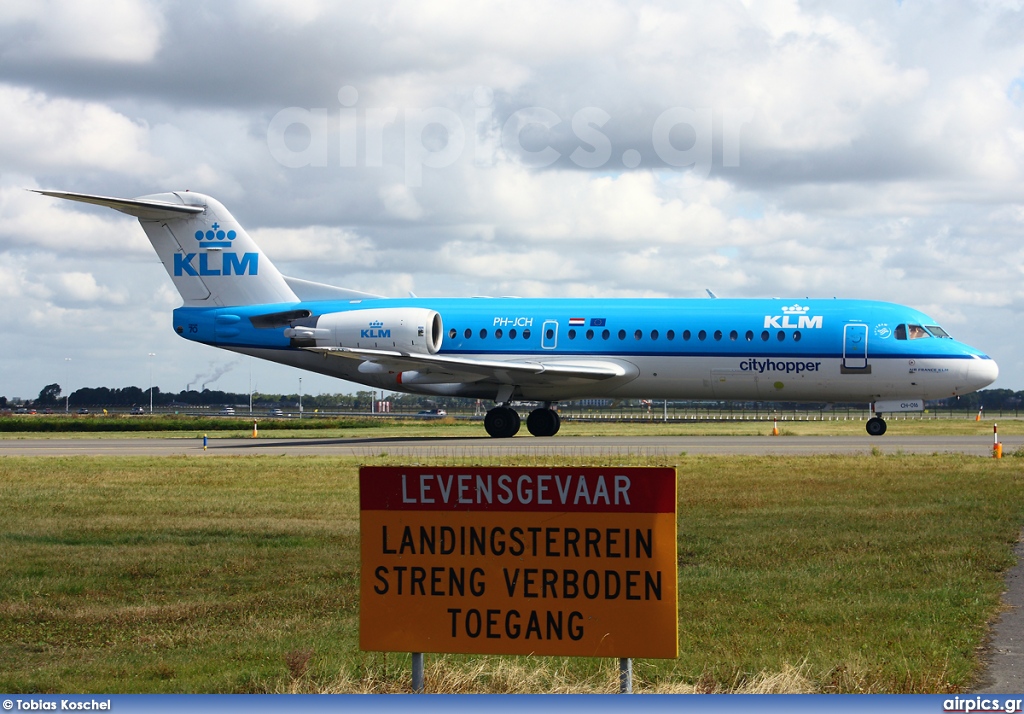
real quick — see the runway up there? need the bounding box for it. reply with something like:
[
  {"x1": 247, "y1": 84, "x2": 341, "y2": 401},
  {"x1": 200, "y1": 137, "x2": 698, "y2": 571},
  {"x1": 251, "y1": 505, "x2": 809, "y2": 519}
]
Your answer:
[{"x1": 1, "y1": 434, "x2": 1017, "y2": 457}]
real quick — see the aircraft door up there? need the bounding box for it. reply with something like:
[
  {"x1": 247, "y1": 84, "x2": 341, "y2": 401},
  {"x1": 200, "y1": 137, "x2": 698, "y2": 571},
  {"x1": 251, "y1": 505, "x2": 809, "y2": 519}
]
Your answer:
[
  {"x1": 541, "y1": 320, "x2": 558, "y2": 350},
  {"x1": 842, "y1": 323, "x2": 869, "y2": 372}
]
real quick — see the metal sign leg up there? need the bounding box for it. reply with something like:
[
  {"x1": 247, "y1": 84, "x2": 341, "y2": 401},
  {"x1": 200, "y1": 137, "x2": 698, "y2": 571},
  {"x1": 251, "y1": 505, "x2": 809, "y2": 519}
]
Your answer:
[
  {"x1": 619, "y1": 657, "x2": 632, "y2": 693},
  {"x1": 412, "y1": 652, "x2": 424, "y2": 693}
]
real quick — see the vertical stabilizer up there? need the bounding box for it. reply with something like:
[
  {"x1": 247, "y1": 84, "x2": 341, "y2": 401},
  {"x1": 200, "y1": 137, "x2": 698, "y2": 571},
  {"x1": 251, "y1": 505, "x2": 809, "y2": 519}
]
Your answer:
[{"x1": 36, "y1": 190, "x2": 299, "y2": 307}]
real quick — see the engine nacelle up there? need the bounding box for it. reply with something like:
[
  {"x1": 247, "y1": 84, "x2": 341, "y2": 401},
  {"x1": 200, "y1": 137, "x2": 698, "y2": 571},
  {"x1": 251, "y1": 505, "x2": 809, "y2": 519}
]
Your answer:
[{"x1": 289, "y1": 307, "x2": 443, "y2": 354}]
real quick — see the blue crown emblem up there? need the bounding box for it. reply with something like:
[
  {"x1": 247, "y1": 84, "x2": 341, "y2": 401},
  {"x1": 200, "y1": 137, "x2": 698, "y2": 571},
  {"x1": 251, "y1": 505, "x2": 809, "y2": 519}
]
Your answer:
[
  {"x1": 194, "y1": 222, "x2": 237, "y2": 248},
  {"x1": 780, "y1": 304, "x2": 809, "y2": 315},
  {"x1": 368, "y1": 320, "x2": 384, "y2": 329}
]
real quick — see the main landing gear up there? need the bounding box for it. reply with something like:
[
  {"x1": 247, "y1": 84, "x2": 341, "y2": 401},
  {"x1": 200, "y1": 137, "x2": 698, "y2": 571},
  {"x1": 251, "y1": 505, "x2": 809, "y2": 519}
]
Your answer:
[
  {"x1": 866, "y1": 416, "x2": 887, "y2": 436},
  {"x1": 484, "y1": 405, "x2": 561, "y2": 438}
]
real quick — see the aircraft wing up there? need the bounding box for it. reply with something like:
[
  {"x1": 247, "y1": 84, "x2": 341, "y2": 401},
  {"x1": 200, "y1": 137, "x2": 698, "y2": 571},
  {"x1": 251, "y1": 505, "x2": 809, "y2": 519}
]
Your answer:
[{"x1": 303, "y1": 346, "x2": 631, "y2": 383}]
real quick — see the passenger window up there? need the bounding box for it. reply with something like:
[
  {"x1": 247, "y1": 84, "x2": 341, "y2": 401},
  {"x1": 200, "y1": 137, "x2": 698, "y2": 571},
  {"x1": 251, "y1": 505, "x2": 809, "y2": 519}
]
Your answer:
[
  {"x1": 523, "y1": 329, "x2": 531, "y2": 339},
  {"x1": 761, "y1": 331, "x2": 769, "y2": 341},
  {"x1": 602, "y1": 329, "x2": 610, "y2": 340},
  {"x1": 586, "y1": 329, "x2": 594, "y2": 340},
  {"x1": 698, "y1": 330, "x2": 707, "y2": 341},
  {"x1": 618, "y1": 329, "x2": 626, "y2": 340},
  {"x1": 793, "y1": 331, "x2": 801, "y2": 342},
  {"x1": 449, "y1": 328, "x2": 457, "y2": 339},
  {"x1": 729, "y1": 330, "x2": 738, "y2": 341},
  {"x1": 464, "y1": 328, "x2": 472, "y2": 339},
  {"x1": 509, "y1": 328, "x2": 517, "y2": 339},
  {"x1": 776, "y1": 331, "x2": 785, "y2": 341},
  {"x1": 667, "y1": 330, "x2": 675, "y2": 340},
  {"x1": 634, "y1": 329, "x2": 643, "y2": 340},
  {"x1": 568, "y1": 329, "x2": 577, "y2": 339},
  {"x1": 713, "y1": 330, "x2": 722, "y2": 341},
  {"x1": 480, "y1": 328, "x2": 488, "y2": 339},
  {"x1": 745, "y1": 330, "x2": 753, "y2": 341},
  {"x1": 651, "y1": 330, "x2": 659, "y2": 340},
  {"x1": 895, "y1": 324, "x2": 907, "y2": 340},
  {"x1": 495, "y1": 328, "x2": 503, "y2": 339},
  {"x1": 683, "y1": 330, "x2": 691, "y2": 340}
]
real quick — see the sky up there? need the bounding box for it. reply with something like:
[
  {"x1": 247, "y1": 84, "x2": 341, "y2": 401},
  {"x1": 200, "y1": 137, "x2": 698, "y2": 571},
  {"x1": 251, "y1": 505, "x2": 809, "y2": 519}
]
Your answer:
[{"x1": 1, "y1": 0, "x2": 1022, "y2": 401}]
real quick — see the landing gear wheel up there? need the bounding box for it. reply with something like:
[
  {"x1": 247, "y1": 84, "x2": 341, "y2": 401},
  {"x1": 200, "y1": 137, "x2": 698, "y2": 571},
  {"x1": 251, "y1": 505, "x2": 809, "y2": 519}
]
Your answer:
[
  {"x1": 485, "y1": 406, "x2": 521, "y2": 438},
  {"x1": 866, "y1": 417, "x2": 887, "y2": 436},
  {"x1": 526, "y1": 408, "x2": 561, "y2": 437}
]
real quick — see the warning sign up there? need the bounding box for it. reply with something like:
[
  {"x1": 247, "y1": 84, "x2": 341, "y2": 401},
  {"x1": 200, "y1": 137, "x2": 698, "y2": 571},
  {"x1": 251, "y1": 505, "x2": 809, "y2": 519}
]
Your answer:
[{"x1": 359, "y1": 467, "x2": 678, "y2": 658}]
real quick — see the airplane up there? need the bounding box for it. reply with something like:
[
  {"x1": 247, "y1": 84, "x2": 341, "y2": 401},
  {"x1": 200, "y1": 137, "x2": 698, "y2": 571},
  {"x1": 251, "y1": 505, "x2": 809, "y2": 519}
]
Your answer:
[{"x1": 36, "y1": 189, "x2": 999, "y2": 438}]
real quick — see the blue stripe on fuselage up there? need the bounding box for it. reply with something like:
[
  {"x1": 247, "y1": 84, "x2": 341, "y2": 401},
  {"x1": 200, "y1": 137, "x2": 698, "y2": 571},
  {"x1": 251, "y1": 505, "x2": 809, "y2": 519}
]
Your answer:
[{"x1": 172, "y1": 297, "x2": 989, "y2": 360}]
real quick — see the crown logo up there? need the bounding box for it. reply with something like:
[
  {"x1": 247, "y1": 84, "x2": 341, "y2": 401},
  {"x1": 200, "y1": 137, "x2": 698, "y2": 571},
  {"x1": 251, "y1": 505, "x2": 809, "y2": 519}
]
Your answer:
[
  {"x1": 368, "y1": 320, "x2": 384, "y2": 329},
  {"x1": 780, "y1": 304, "x2": 809, "y2": 315},
  {"x1": 194, "y1": 222, "x2": 237, "y2": 247}
]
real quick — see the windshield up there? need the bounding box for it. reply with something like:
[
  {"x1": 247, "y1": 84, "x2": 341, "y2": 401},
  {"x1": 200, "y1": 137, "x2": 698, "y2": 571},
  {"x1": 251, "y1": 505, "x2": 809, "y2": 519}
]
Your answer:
[{"x1": 926, "y1": 325, "x2": 951, "y2": 338}]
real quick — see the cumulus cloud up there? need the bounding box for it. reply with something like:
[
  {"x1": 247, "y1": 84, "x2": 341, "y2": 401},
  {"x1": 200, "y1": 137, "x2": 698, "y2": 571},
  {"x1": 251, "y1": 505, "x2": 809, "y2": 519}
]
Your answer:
[
  {"x1": 0, "y1": 0, "x2": 163, "y2": 63},
  {"x1": 1, "y1": 0, "x2": 1023, "y2": 397}
]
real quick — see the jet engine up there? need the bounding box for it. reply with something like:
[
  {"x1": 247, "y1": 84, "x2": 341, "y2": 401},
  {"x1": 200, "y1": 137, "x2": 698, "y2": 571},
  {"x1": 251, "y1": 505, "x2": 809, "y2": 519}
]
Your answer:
[{"x1": 284, "y1": 307, "x2": 443, "y2": 354}]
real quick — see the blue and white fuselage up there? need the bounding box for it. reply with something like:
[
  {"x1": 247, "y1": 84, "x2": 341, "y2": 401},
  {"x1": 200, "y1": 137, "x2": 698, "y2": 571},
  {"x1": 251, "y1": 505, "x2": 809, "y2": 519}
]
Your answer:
[{"x1": 37, "y1": 189, "x2": 998, "y2": 437}]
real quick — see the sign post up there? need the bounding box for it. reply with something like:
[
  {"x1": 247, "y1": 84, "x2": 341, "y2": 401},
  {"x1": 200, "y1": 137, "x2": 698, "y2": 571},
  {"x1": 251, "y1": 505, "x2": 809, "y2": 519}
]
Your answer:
[{"x1": 360, "y1": 466, "x2": 678, "y2": 688}]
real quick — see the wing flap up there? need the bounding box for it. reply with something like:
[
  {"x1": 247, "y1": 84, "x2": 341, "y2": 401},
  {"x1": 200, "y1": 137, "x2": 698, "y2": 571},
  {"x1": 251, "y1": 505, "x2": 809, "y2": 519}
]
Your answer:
[{"x1": 303, "y1": 346, "x2": 629, "y2": 382}]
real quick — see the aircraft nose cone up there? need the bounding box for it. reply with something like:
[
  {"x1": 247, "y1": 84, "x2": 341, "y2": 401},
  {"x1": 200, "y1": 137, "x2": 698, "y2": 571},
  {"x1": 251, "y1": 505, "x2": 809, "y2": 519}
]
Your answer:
[{"x1": 968, "y1": 357, "x2": 999, "y2": 390}]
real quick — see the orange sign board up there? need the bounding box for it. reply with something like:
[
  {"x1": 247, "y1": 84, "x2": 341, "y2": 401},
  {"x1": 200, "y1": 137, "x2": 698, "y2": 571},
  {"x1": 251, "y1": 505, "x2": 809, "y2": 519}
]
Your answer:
[{"x1": 359, "y1": 467, "x2": 677, "y2": 658}]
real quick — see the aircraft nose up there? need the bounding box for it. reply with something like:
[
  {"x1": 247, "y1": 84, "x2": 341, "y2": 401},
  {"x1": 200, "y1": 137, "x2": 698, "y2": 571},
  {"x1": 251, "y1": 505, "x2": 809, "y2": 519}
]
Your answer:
[{"x1": 968, "y1": 357, "x2": 999, "y2": 390}]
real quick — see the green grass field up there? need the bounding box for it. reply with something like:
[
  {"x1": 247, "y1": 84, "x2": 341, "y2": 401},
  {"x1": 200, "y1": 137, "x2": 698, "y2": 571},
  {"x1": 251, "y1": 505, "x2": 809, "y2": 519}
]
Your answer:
[{"x1": 1, "y1": 453, "x2": 1021, "y2": 693}]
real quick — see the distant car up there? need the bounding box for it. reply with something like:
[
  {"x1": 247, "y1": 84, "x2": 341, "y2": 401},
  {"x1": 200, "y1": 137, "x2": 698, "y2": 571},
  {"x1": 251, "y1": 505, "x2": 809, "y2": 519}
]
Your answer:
[
  {"x1": 42, "y1": 408, "x2": 53, "y2": 414},
  {"x1": 130, "y1": 406, "x2": 145, "y2": 415},
  {"x1": 76, "y1": 408, "x2": 89, "y2": 415},
  {"x1": 269, "y1": 408, "x2": 284, "y2": 417},
  {"x1": 417, "y1": 408, "x2": 447, "y2": 418},
  {"x1": 219, "y1": 407, "x2": 236, "y2": 416},
  {"x1": 14, "y1": 407, "x2": 28, "y2": 414}
]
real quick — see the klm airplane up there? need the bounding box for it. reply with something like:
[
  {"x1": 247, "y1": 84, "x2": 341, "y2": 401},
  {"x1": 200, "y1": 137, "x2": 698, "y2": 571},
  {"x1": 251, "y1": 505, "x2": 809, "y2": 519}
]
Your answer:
[{"x1": 37, "y1": 190, "x2": 999, "y2": 438}]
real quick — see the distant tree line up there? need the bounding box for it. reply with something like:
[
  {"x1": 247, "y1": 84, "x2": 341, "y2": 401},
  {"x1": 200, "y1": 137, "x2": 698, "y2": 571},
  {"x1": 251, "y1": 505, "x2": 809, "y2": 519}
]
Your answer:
[{"x1": 20, "y1": 383, "x2": 476, "y2": 411}]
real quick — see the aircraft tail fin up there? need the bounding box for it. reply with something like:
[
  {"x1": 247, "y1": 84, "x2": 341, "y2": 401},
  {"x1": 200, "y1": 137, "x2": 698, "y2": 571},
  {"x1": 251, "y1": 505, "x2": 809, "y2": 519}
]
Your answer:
[{"x1": 36, "y1": 190, "x2": 299, "y2": 307}]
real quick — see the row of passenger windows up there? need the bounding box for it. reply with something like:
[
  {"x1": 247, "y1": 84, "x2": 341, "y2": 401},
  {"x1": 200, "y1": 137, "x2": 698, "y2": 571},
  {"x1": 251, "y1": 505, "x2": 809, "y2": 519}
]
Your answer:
[{"x1": 446, "y1": 327, "x2": 803, "y2": 342}]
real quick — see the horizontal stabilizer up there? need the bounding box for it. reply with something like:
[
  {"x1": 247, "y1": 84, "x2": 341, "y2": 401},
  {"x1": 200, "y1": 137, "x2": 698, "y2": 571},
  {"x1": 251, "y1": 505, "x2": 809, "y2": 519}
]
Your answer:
[{"x1": 33, "y1": 190, "x2": 204, "y2": 221}]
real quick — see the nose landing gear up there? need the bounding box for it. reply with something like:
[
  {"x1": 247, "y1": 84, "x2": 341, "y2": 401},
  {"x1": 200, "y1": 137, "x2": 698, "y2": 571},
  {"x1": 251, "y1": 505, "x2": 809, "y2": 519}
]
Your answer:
[{"x1": 866, "y1": 416, "x2": 887, "y2": 436}]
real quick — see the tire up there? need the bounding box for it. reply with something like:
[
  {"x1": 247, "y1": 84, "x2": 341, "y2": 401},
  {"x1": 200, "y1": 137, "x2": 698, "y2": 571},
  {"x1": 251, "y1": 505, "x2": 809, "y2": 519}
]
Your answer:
[
  {"x1": 485, "y1": 406, "x2": 521, "y2": 438},
  {"x1": 526, "y1": 408, "x2": 561, "y2": 437},
  {"x1": 866, "y1": 417, "x2": 887, "y2": 436}
]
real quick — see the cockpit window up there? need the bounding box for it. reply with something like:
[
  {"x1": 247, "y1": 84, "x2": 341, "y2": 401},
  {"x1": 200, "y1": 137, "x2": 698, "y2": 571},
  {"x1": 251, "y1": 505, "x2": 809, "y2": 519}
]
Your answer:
[
  {"x1": 895, "y1": 324, "x2": 906, "y2": 340},
  {"x1": 908, "y1": 324, "x2": 930, "y2": 339},
  {"x1": 926, "y1": 325, "x2": 951, "y2": 338}
]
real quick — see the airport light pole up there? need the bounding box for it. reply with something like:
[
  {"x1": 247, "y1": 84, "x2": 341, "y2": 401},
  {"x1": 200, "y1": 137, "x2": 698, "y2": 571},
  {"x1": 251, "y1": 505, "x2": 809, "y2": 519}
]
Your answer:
[
  {"x1": 64, "y1": 357, "x2": 71, "y2": 413},
  {"x1": 148, "y1": 353, "x2": 156, "y2": 413},
  {"x1": 299, "y1": 377, "x2": 303, "y2": 419}
]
